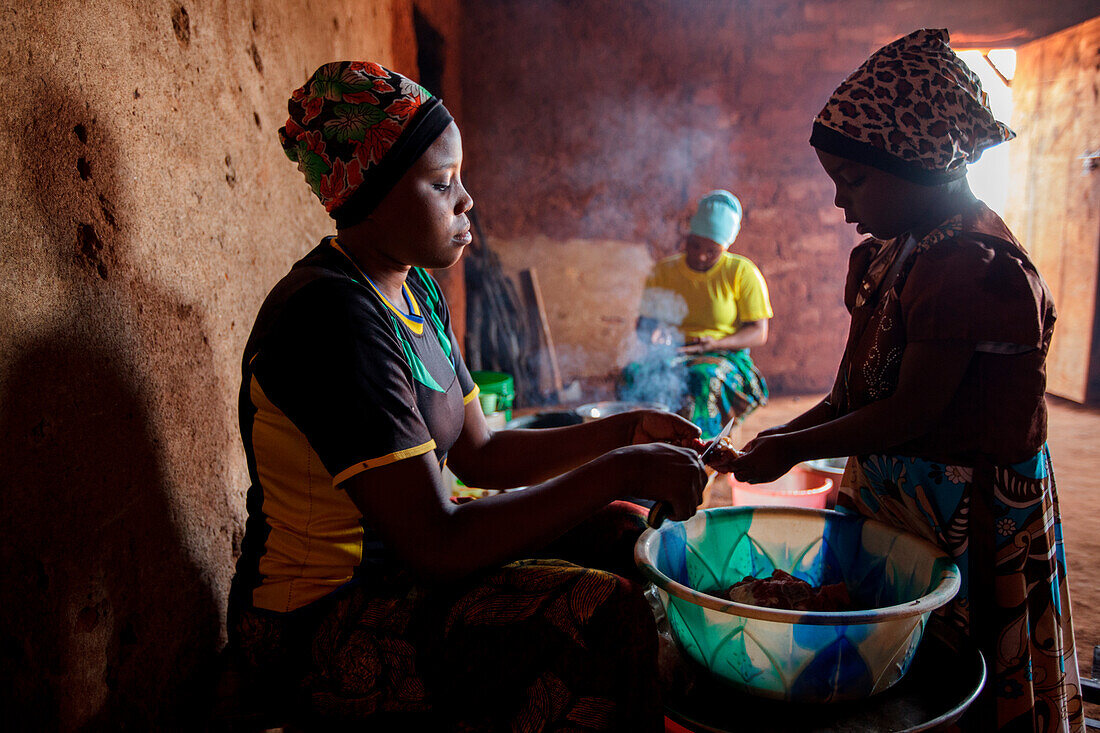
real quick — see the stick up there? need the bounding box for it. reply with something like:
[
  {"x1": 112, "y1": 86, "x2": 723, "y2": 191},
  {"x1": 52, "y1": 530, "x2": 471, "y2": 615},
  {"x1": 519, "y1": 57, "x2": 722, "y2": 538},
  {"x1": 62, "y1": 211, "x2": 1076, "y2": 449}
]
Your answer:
[{"x1": 519, "y1": 268, "x2": 564, "y2": 397}]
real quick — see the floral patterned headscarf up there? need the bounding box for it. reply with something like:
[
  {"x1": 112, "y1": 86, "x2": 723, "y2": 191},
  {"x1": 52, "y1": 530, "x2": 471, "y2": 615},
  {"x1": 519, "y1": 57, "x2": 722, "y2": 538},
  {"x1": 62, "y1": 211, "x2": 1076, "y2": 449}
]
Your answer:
[
  {"x1": 810, "y1": 29, "x2": 1014, "y2": 185},
  {"x1": 278, "y1": 61, "x2": 453, "y2": 228}
]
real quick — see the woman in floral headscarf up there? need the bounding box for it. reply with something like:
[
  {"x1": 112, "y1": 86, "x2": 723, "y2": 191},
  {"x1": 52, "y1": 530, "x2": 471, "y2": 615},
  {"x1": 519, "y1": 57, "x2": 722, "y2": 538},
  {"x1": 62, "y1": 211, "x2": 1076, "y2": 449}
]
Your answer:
[
  {"x1": 223, "y1": 62, "x2": 708, "y2": 730},
  {"x1": 725, "y1": 29, "x2": 1083, "y2": 732}
]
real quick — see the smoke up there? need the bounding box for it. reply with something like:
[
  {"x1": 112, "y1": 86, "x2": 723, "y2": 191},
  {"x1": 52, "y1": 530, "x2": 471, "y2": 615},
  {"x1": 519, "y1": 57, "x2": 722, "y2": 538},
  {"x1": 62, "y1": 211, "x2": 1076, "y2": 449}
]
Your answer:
[
  {"x1": 639, "y1": 286, "x2": 688, "y2": 329},
  {"x1": 618, "y1": 286, "x2": 692, "y2": 410},
  {"x1": 618, "y1": 344, "x2": 689, "y2": 412}
]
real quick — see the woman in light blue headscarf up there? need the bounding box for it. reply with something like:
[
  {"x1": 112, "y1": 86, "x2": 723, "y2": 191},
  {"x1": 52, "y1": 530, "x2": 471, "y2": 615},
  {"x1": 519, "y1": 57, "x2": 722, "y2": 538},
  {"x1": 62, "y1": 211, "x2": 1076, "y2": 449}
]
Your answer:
[{"x1": 620, "y1": 190, "x2": 773, "y2": 438}]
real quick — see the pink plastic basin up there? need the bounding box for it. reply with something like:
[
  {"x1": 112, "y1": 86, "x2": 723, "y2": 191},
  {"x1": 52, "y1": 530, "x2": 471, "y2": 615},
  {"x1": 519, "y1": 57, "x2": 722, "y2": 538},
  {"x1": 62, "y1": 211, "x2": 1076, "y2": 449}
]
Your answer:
[
  {"x1": 800, "y1": 458, "x2": 847, "y2": 509},
  {"x1": 728, "y1": 467, "x2": 833, "y2": 509}
]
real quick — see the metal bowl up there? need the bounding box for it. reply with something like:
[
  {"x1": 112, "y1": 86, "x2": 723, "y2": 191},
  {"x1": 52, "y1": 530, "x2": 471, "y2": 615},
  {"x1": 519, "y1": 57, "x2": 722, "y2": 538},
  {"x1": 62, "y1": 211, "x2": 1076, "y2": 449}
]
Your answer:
[
  {"x1": 574, "y1": 400, "x2": 670, "y2": 421},
  {"x1": 804, "y1": 457, "x2": 848, "y2": 474},
  {"x1": 505, "y1": 411, "x2": 585, "y2": 429}
]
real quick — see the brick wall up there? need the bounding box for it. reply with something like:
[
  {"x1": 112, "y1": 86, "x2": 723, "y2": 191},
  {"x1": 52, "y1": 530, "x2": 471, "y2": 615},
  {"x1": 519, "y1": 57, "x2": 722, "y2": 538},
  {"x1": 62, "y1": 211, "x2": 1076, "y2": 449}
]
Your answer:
[{"x1": 459, "y1": 0, "x2": 1097, "y2": 397}]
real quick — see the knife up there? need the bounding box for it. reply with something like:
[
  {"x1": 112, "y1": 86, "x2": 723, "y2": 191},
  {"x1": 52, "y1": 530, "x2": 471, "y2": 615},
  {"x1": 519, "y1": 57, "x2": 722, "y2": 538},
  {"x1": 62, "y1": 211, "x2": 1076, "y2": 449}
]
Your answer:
[
  {"x1": 699, "y1": 414, "x2": 739, "y2": 464},
  {"x1": 647, "y1": 415, "x2": 739, "y2": 529}
]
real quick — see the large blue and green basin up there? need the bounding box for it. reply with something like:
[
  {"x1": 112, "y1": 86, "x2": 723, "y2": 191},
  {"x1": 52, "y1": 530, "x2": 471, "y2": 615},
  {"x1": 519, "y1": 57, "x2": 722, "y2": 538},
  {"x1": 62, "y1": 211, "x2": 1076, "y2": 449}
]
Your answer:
[{"x1": 635, "y1": 507, "x2": 960, "y2": 703}]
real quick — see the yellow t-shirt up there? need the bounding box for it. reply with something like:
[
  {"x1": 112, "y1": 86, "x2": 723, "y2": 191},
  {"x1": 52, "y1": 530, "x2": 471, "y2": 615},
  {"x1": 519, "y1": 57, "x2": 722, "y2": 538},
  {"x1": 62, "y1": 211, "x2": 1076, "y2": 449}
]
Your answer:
[{"x1": 640, "y1": 252, "x2": 773, "y2": 341}]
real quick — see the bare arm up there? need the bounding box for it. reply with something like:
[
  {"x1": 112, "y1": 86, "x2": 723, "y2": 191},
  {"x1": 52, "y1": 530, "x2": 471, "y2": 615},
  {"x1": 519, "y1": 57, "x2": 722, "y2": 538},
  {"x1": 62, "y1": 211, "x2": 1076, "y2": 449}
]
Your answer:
[
  {"x1": 725, "y1": 340, "x2": 974, "y2": 482},
  {"x1": 754, "y1": 396, "x2": 837, "y2": 439},
  {"x1": 448, "y1": 399, "x2": 701, "y2": 489},
  {"x1": 680, "y1": 320, "x2": 768, "y2": 355},
  {"x1": 342, "y1": 425, "x2": 706, "y2": 584}
]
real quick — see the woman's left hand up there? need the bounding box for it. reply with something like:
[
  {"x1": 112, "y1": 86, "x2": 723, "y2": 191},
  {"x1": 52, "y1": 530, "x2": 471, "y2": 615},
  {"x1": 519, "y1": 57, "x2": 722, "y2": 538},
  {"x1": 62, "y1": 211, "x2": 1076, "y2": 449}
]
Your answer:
[
  {"x1": 725, "y1": 434, "x2": 799, "y2": 484},
  {"x1": 629, "y1": 409, "x2": 703, "y2": 449}
]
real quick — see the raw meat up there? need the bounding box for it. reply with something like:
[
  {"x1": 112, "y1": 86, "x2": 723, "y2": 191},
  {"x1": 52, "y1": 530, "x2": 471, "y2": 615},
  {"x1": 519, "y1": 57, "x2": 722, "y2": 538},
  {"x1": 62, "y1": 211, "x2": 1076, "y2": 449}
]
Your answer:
[{"x1": 725, "y1": 569, "x2": 853, "y2": 612}]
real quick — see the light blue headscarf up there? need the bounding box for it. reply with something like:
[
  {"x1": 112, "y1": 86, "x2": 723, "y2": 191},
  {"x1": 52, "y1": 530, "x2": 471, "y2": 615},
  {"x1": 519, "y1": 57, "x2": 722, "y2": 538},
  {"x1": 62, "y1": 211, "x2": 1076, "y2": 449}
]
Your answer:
[{"x1": 689, "y1": 190, "x2": 743, "y2": 247}]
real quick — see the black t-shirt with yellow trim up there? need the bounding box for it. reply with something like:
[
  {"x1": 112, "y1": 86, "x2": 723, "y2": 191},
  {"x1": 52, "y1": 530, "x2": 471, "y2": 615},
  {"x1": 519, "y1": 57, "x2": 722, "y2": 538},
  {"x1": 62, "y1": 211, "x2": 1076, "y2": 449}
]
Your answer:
[{"x1": 232, "y1": 237, "x2": 477, "y2": 613}]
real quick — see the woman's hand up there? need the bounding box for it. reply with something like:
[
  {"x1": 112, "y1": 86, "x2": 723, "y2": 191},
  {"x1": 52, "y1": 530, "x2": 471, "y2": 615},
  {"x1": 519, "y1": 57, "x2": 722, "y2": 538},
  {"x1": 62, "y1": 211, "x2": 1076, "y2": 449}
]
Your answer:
[
  {"x1": 651, "y1": 324, "x2": 678, "y2": 346},
  {"x1": 678, "y1": 337, "x2": 716, "y2": 355},
  {"x1": 629, "y1": 409, "x2": 701, "y2": 448},
  {"x1": 615, "y1": 443, "x2": 708, "y2": 521},
  {"x1": 725, "y1": 434, "x2": 800, "y2": 484}
]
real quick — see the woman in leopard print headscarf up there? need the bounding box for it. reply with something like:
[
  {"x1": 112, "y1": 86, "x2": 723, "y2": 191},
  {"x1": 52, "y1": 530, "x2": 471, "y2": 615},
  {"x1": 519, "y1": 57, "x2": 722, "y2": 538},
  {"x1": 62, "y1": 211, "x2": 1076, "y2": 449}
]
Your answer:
[{"x1": 727, "y1": 29, "x2": 1083, "y2": 732}]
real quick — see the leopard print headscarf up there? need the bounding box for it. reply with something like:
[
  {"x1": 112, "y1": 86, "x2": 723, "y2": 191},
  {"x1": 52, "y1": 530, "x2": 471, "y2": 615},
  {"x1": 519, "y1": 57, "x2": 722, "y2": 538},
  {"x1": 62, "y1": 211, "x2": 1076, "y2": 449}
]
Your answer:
[{"x1": 810, "y1": 28, "x2": 1014, "y2": 185}]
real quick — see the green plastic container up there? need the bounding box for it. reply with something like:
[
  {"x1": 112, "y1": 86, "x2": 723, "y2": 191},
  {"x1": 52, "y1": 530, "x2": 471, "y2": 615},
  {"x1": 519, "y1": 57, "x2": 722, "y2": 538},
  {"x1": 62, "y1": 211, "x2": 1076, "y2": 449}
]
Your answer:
[{"x1": 470, "y1": 371, "x2": 514, "y2": 421}]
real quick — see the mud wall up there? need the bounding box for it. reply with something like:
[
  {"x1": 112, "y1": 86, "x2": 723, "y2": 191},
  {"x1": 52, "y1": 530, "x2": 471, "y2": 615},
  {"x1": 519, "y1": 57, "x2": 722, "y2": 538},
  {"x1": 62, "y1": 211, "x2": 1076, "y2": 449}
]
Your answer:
[
  {"x1": 459, "y1": 0, "x2": 1098, "y2": 397},
  {"x1": 0, "y1": 1, "x2": 458, "y2": 728}
]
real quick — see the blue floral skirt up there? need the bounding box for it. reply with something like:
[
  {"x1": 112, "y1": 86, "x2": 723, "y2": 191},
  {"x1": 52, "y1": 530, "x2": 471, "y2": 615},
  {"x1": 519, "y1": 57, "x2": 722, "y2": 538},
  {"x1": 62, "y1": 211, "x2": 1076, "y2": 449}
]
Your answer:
[{"x1": 837, "y1": 447, "x2": 1083, "y2": 732}]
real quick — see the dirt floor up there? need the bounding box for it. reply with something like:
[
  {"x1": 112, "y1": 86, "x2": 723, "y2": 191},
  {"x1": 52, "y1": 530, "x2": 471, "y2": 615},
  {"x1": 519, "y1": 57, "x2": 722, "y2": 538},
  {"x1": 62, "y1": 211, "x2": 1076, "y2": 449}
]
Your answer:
[{"x1": 730, "y1": 394, "x2": 1100, "y2": 714}]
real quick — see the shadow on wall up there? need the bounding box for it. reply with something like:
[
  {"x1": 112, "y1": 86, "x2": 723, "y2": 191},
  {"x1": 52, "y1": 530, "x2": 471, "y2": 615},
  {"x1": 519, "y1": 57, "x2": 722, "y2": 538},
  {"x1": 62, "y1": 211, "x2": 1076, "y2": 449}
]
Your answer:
[{"x1": 0, "y1": 75, "x2": 221, "y2": 728}]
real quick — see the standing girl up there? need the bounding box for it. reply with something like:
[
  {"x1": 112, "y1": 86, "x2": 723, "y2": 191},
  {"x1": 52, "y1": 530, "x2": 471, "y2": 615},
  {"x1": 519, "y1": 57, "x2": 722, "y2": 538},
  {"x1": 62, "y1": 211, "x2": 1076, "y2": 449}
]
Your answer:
[{"x1": 727, "y1": 29, "x2": 1083, "y2": 732}]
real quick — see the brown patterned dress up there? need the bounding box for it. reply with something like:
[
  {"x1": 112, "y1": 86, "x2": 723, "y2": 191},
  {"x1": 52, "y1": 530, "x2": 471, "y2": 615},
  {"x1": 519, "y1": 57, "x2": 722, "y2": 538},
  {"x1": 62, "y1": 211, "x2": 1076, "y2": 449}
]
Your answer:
[
  {"x1": 831, "y1": 202, "x2": 1083, "y2": 732},
  {"x1": 229, "y1": 501, "x2": 663, "y2": 731}
]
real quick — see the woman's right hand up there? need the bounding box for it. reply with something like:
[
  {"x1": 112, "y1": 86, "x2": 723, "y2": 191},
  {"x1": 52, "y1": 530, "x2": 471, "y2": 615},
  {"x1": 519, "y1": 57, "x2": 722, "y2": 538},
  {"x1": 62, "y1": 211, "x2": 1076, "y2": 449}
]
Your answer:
[
  {"x1": 610, "y1": 443, "x2": 708, "y2": 521},
  {"x1": 728, "y1": 428, "x2": 787, "y2": 470},
  {"x1": 727, "y1": 434, "x2": 800, "y2": 485}
]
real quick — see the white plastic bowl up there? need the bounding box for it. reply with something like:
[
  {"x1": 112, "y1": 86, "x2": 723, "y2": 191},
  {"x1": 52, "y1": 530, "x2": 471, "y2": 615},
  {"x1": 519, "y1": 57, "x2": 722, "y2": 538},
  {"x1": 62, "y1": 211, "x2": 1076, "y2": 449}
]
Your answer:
[{"x1": 635, "y1": 506, "x2": 960, "y2": 702}]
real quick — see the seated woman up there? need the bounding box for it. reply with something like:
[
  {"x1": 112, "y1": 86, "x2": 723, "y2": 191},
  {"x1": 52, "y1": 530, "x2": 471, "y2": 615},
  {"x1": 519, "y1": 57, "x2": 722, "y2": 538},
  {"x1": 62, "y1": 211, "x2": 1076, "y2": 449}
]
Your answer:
[
  {"x1": 621, "y1": 190, "x2": 773, "y2": 438},
  {"x1": 226, "y1": 62, "x2": 709, "y2": 731}
]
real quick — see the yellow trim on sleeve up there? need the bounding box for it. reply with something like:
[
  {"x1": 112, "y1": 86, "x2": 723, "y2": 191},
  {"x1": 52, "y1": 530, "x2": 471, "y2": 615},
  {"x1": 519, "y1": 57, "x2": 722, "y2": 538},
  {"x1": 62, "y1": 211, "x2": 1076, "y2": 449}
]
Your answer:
[
  {"x1": 332, "y1": 440, "x2": 438, "y2": 485},
  {"x1": 463, "y1": 384, "x2": 480, "y2": 405}
]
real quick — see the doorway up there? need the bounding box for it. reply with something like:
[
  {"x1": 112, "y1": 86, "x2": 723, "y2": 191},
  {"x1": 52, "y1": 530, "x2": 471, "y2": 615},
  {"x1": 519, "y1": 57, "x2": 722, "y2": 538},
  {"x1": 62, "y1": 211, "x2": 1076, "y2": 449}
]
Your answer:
[{"x1": 1002, "y1": 16, "x2": 1100, "y2": 404}]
